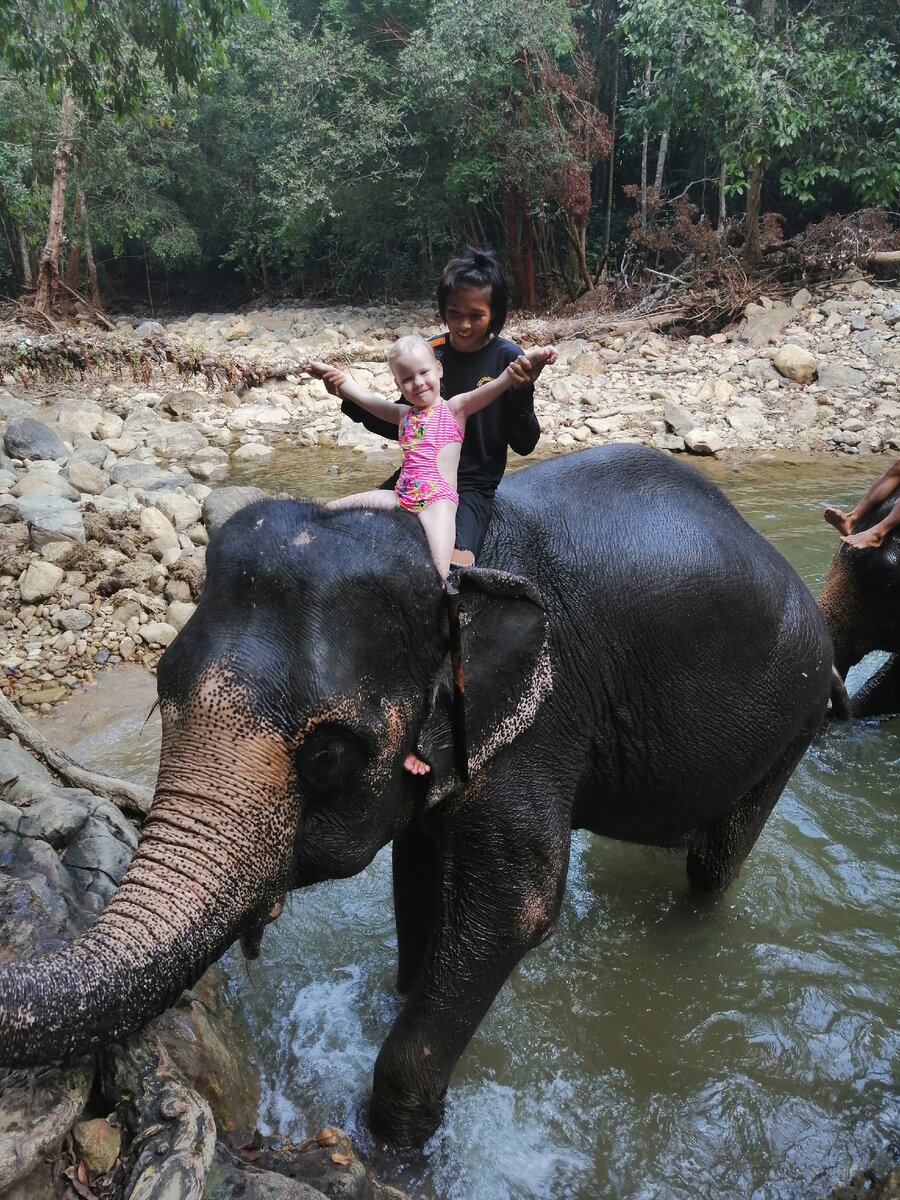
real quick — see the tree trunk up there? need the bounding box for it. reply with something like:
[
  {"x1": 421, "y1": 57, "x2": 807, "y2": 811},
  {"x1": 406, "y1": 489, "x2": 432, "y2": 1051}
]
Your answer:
[
  {"x1": 654, "y1": 128, "x2": 670, "y2": 194},
  {"x1": 599, "y1": 56, "x2": 618, "y2": 280},
  {"x1": 743, "y1": 159, "x2": 764, "y2": 263},
  {"x1": 718, "y1": 161, "x2": 728, "y2": 236},
  {"x1": 565, "y1": 219, "x2": 593, "y2": 291},
  {"x1": 82, "y1": 193, "x2": 102, "y2": 308},
  {"x1": 18, "y1": 226, "x2": 33, "y2": 289},
  {"x1": 640, "y1": 61, "x2": 651, "y2": 229},
  {"x1": 504, "y1": 188, "x2": 526, "y2": 304},
  {"x1": 521, "y1": 197, "x2": 537, "y2": 310},
  {"x1": 34, "y1": 89, "x2": 75, "y2": 316},
  {"x1": 65, "y1": 187, "x2": 83, "y2": 291}
]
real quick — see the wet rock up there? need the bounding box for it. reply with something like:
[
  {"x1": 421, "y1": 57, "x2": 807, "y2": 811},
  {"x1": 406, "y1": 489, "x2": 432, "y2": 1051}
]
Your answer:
[
  {"x1": 73, "y1": 1117, "x2": 121, "y2": 1175},
  {"x1": 684, "y1": 429, "x2": 724, "y2": 455},
  {"x1": 3, "y1": 417, "x2": 68, "y2": 463}
]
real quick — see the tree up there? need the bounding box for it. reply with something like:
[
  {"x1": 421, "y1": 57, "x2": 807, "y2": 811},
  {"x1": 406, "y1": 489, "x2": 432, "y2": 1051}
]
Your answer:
[{"x1": 0, "y1": 0, "x2": 266, "y2": 313}]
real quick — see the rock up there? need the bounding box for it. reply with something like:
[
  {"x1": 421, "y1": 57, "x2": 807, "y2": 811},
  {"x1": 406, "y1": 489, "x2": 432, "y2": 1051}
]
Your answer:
[
  {"x1": 18, "y1": 561, "x2": 65, "y2": 603},
  {"x1": 3, "y1": 418, "x2": 68, "y2": 463},
  {"x1": 0, "y1": 393, "x2": 34, "y2": 421},
  {"x1": 739, "y1": 303, "x2": 795, "y2": 347},
  {"x1": 166, "y1": 601, "x2": 196, "y2": 631},
  {"x1": 232, "y1": 442, "x2": 275, "y2": 462},
  {"x1": 66, "y1": 459, "x2": 108, "y2": 495},
  {"x1": 161, "y1": 389, "x2": 209, "y2": 418},
  {"x1": 108, "y1": 463, "x2": 193, "y2": 491},
  {"x1": 13, "y1": 494, "x2": 85, "y2": 547},
  {"x1": 790, "y1": 288, "x2": 811, "y2": 309},
  {"x1": 53, "y1": 609, "x2": 93, "y2": 632},
  {"x1": 138, "y1": 621, "x2": 179, "y2": 646},
  {"x1": 134, "y1": 319, "x2": 165, "y2": 336},
  {"x1": 817, "y1": 363, "x2": 867, "y2": 393},
  {"x1": 849, "y1": 315, "x2": 867, "y2": 331},
  {"x1": 145, "y1": 424, "x2": 211, "y2": 458},
  {"x1": 20, "y1": 685, "x2": 69, "y2": 706},
  {"x1": 153, "y1": 491, "x2": 203, "y2": 532},
  {"x1": 201, "y1": 486, "x2": 269, "y2": 534},
  {"x1": 73, "y1": 1118, "x2": 121, "y2": 1176},
  {"x1": 684, "y1": 428, "x2": 724, "y2": 455},
  {"x1": 568, "y1": 351, "x2": 606, "y2": 377},
  {"x1": 11, "y1": 472, "x2": 80, "y2": 501},
  {"x1": 226, "y1": 322, "x2": 253, "y2": 341},
  {"x1": 772, "y1": 345, "x2": 817, "y2": 384},
  {"x1": 663, "y1": 401, "x2": 697, "y2": 437},
  {"x1": 726, "y1": 407, "x2": 766, "y2": 436},
  {"x1": 140, "y1": 506, "x2": 180, "y2": 551}
]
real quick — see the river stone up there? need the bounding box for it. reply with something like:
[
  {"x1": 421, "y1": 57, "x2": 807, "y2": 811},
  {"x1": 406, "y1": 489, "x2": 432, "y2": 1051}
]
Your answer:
[
  {"x1": 663, "y1": 401, "x2": 697, "y2": 437},
  {"x1": 166, "y1": 601, "x2": 196, "y2": 631},
  {"x1": 11, "y1": 472, "x2": 80, "y2": 501},
  {"x1": 73, "y1": 1118, "x2": 121, "y2": 1176},
  {"x1": 161, "y1": 389, "x2": 208, "y2": 418},
  {"x1": 66, "y1": 459, "x2": 108, "y2": 495},
  {"x1": 790, "y1": 287, "x2": 812, "y2": 309},
  {"x1": 68, "y1": 438, "x2": 109, "y2": 468},
  {"x1": 0, "y1": 1065, "x2": 94, "y2": 1193},
  {"x1": 817, "y1": 363, "x2": 867, "y2": 393},
  {"x1": 109, "y1": 462, "x2": 193, "y2": 491},
  {"x1": 773, "y1": 345, "x2": 817, "y2": 384},
  {"x1": 18, "y1": 560, "x2": 65, "y2": 603},
  {"x1": 202, "y1": 486, "x2": 269, "y2": 534},
  {"x1": 153, "y1": 490, "x2": 202, "y2": 531},
  {"x1": 54, "y1": 609, "x2": 93, "y2": 632},
  {"x1": 13, "y1": 494, "x2": 85, "y2": 547},
  {"x1": 145, "y1": 423, "x2": 211, "y2": 457},
  {"x1": 139, "y1": 620, "x2": 179, "y2": 646},
  {"x1": 140, "y1": 506, "x2": 180, "y2": 549},
  {"x1": 0, "y1": 393, "x2": 34, "y2": 421},
  {"x1": 684, "y1": 428, "x2": 724, "y2": 455},
  {"x1": 3, "y1": 418, "x2": 67, "y2": 463},
  {"x1": 740, "y1": 303, "x2": 795, "y2": 347}
]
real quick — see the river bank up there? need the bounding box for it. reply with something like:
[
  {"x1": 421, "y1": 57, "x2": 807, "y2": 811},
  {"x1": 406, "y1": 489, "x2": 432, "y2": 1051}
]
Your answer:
[{"x1": 0, "y1": 272, "x2": 897, "y2": 708}]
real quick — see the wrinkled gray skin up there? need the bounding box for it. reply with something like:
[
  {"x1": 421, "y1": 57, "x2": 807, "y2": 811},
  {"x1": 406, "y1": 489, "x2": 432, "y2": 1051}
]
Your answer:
[
  {"x1": 0, "y1": 445, "x2": 841, "y2": 1148},
  {"x1": 820, "y1": 486, "x2": 900, "y2": 717}
]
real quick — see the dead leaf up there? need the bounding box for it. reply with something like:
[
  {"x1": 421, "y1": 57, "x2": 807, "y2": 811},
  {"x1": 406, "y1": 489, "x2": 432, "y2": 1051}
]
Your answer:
[
  {"x1": 331, "y1": 1152, "x2": 352, "y2": 1167},
  {"x1": 315, "y1": 1127, "x2": 339, "y2": 1147}
]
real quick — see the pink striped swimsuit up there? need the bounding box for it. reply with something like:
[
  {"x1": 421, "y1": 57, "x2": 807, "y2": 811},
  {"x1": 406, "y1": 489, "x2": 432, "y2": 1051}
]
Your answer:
[{"x1": 396, "y1": 401, "x2": 464, "y2": 512}]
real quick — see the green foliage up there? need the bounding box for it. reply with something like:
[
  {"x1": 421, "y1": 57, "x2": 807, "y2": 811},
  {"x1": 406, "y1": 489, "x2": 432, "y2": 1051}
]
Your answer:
[
  {"x1": 618, "y1": 0, "x2": 900, "y2": 208},
  {"x1": 0, "y1": 0, "x2": 269, "y2": 114}
]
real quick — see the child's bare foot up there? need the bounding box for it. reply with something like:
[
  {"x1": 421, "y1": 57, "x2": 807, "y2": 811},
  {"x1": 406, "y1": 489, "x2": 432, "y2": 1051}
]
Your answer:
[
  {"x1": 404, "y1": 752, "x2": 431, "y2": 775},
  {"x1": 842, "y1": 527, "x2": 885, "y2": 550},
  {"x1": 823, "y1": 506, "x2": 855, "y2": 536}
]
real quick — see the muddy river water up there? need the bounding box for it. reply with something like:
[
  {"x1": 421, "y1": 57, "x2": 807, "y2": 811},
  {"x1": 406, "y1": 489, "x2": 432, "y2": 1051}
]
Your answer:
[{"x1": 38, "y1": 449, "x2": 899, "y2": 1200}]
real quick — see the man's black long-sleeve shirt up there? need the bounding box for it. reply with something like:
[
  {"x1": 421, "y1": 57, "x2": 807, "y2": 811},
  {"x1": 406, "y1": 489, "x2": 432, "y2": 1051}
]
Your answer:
[{"x1": 340, "y1": 333, "x2": 541, "y2": 496}]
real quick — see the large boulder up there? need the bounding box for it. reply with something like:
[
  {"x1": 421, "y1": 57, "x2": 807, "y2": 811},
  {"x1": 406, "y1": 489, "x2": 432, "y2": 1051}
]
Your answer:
[
  {"x1": 3, "y1": 418, "x2": 68, "y2": 463},
  {"x1": 202, "y1": 485, "x2": 269, "y2": 534}
]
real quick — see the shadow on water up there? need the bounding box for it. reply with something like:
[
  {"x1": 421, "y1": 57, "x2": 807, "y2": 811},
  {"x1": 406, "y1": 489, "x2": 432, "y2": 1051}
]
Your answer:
[{"x1": 37, "y1": 450, "x2": 900, "y2": 1200}]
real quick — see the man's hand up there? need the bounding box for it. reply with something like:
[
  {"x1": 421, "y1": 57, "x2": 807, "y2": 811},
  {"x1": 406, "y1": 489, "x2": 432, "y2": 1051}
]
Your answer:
[
  {"x1": 507, "y1": 349, "x2": 554, "y2": 389},
  {"x1": 305, "y1": 357, "x2": 346, "y2": 396}
]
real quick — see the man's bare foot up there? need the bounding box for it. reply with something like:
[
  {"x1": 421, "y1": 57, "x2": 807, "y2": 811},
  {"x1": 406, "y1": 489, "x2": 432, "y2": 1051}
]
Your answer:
[
  {"x1": 404, "y1": 752, "x2": 431, "y2": 775},
  {"x1": 842, "y1": 527, "x2": 885, "y2": 550},
  {"x1": 824, "y1": 507, "x2": 855, "y2": 536}
]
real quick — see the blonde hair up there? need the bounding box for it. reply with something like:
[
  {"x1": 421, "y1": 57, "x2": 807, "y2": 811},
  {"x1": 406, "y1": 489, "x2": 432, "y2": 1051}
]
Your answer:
[{"x1": 388, "y1": 335, "x2": 438, "y2": 373}]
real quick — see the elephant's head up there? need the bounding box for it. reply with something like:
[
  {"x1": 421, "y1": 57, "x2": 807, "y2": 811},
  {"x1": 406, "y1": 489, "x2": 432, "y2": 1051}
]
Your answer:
[
  {"x1": 0, "y1": 500, "x2": 550, "y2": 1066},
  {"x1": 820, "y1": 490, "x2": 900, "y2": 676}
]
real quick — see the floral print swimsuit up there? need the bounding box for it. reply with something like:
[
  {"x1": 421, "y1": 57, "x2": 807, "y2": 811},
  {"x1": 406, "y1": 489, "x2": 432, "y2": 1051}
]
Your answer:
[{"x1": 395, "y1": 400, "x2": 464, "y2": 512}]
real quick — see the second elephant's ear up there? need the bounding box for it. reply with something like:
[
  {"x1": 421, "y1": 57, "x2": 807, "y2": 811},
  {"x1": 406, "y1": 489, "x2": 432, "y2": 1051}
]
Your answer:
[{"x1": 417, "y1": 567, "x2": 552, "y2": 806}]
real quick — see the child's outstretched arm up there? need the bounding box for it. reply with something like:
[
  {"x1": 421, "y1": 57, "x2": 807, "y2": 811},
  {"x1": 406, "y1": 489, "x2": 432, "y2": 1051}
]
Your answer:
[
  {"x1": 451, "y1": 347, "x2": 558, "y2": 420},
  {"x1": 305, "y1": 358, "x2": 406, "y2": 426}
]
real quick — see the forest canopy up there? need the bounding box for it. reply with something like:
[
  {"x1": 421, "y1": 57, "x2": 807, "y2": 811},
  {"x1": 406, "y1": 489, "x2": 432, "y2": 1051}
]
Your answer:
[{"x1": 0, "y1": 0, "x2": 897, "y2": 310}]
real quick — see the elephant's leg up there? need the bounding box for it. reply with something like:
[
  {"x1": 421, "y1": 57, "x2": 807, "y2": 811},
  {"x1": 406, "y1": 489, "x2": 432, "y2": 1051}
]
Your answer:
[
  {"x1": 851, "y1": 653, "x2": 900, "y2": 718},
  {"x1": 392, "y1": 822, "x2": 442, "y2": 995},
  {"x1": 371, "y1": 808, "x2": 570, "y2": 1146},
  {"x1": 686, "y1": 727, "x2": 814, "y2": 892}
]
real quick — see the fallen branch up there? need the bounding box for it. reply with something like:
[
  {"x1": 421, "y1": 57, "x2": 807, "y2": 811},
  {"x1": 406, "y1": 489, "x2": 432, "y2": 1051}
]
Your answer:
[{"x1": 0, "y1": 689, "x2": 152, "y2": 819}]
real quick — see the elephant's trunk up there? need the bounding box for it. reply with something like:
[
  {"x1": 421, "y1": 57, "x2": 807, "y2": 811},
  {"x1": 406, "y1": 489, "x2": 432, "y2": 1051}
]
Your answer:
[
  {"x1": 0, "y1": 692, "x2": 298, "y2": 1066},
  {"x1": 819, "y1": 550, "x2": 867, "y2": 677}
]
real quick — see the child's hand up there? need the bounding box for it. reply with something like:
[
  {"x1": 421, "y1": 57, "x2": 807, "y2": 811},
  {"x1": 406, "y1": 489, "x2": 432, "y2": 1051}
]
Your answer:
[
  {"x1": 306, "y1": 357, "x2": 347, "y2": 396},
  {"x1": 508, "y1": 346, "x2": 557, "y2": 387}
]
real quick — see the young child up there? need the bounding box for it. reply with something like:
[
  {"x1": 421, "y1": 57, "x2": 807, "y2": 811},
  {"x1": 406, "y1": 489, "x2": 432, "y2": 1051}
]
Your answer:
[
  {"x1": 824, "y1": 459, "x2": 900, "y2": 549},
  {"x1": 306, "y1": 336, "x2": 556, "y2": 580}
]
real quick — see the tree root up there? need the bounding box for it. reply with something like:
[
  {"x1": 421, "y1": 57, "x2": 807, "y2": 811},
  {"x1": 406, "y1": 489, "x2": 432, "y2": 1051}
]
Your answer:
[{"x1": 0, "y1": 690, "x2": 152, "y2": 819}]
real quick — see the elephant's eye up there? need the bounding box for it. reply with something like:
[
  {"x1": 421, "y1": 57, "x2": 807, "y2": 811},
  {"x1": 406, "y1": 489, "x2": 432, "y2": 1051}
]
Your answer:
[{"x1": 295, "y1": 728, "x2": 369, "y2": 796}]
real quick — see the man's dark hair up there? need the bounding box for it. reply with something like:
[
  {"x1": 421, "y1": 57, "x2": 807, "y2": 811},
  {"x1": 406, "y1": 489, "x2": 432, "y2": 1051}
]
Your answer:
[{"x1": 437, "y1": 246, "x2": 509, "y2": 336}]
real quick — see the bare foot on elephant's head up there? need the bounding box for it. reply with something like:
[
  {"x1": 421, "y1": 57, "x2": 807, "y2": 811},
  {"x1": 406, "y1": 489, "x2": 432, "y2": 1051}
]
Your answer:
[
  {"x1": 841, "y1": 527, "x2": 885, "y2": 550},
  {"x1": 824, "y1": 507, "x2": 855, "y2": 536},
  {"x1": 404, "y1": 752, "x2": 431, "y2": 775}
]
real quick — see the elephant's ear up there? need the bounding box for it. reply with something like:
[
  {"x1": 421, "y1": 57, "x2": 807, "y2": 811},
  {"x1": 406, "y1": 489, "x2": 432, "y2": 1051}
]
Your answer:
[{"x1": 417, "y1": 567, "x2": 552, "y2": 807}]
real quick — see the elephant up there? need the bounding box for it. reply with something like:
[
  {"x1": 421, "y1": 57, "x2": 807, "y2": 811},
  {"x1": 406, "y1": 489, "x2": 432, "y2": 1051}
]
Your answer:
[
  {"x1": 0, "y1": 444, "x2": 846, "y2": 1148},
  {"x1": 820, "y1": 479, "x2": 900, "y2": 717}
]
